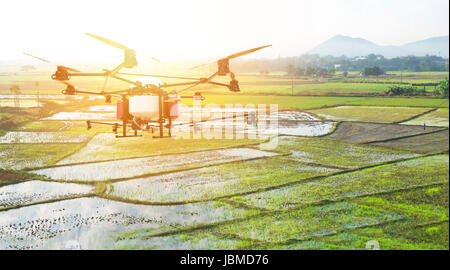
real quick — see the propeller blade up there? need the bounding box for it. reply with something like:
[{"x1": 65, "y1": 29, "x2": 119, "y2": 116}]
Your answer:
[
  {"x1": 86, "y1": 33, "x2": 129, "y2": 50},
  {"x1": 87, "y1": 33, "x2": 159, "y2": 63},
  {"x1": 24, "y1": 53, "x2": 81, "y2": 72},
  {"x1": 190, "y1": 45, "x2": 271, "y2": 70},
  {"x1": 23, "y1": 53, "x2": 55, "y2": 65},
  {"x1": 223, "y1": 45, "x2": 272, "y2": 60}
]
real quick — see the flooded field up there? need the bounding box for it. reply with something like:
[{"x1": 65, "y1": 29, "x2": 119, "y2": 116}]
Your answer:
[
  {"x1": 0, "y1": 197, "x2": 259, "y2": 249},
  {"x1": 0, "y1": 131, "x2": 89, "y2": 143},
  {"x1": 33, "y1": 148, "x2": 277, "y2": 181},
  {"x1": 1, "y1": 98, "x2": 448, "y2": 250},
  {"x1": 0, "y1": 180, "x2": 93, "y2": 209},
  {"x1": 108, "y1": 159, "x2": 339, "y2": 203}
]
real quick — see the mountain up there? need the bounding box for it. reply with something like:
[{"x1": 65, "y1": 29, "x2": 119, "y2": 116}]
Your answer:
[
  {"x1": 308, "y1": 35, "x2": 449, "y2": 58},
  {"x1": 401, "y1": 36, "x2": 449, "y2": 58}
]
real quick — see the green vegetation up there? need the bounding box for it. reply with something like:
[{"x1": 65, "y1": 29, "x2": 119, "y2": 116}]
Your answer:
[
  {"x1": 308, "y1": 106, "x2": 431, "y2": 123},
  {"x1": 372, "y1": 130, "x2": 449, "y2": 154},
  {"x1": 401, "y1": 108, "x2": 449, "y2": 127},
  {"x1": 0, "y1": 143, "x2": 84, "y2": 170},
  {"x1": 325, "y1": 122, "x2": 443, "y2": 143},
  {"x1": 109, "y1": 156, "x2": 338, "y2": 203},
  {"x1": 384, "y1": 85, "x2": 426, "y2": 96},
  {"x1": 234, "y1": 155, "x2": 449, "y2": 210},
  {"x1": 344, "y1": 97, "x2": 449, "y2": 108},
  {"x1": 362, "y1": 66, "x2": 384, "y2": 76},
  {"x1": 437, "y1": 78, "x2": 449, "y2": 98},
  {"x1": 204, "y1": 202, "x2": 403, "y2": 244}
]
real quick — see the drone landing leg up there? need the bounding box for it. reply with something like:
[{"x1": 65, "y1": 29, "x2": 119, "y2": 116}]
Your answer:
[
  {"x1": 153, "y1": 121, "x2": 171, "y2": 138},
  {"x1": 116, "y1": 119, "x2": 141, "y2": 138}
]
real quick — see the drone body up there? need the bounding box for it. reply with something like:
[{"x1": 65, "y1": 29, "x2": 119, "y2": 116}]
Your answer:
[{"x1": 25, "y1": 34, "x2": 271, "y2": 138}]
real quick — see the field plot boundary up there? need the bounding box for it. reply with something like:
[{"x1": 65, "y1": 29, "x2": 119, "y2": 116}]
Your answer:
[
  {"x1": 100, "y1": 153, "x2": 446, "y2": 206},
  {"x1": 32, "y1": 149, "x2": 286, "y2": 184},
  {"x1": 29, "y1": 139, "x2": 270, "y2": 170},
  {"x1": 127, "y1": 181, "x2": 448, "y2": 248},
  {"x1": 394, "y1": 107, "x2": 439, "y2": 124},
  {"x1": 248, "y1": 219, "x2": 449, "y2": 250},
  {"x1": 230, "y1": 181, "x2": 448, "y2": 212},
  {"x1": 363, "y1": 127, "x2": 449, "y2": 145},
  {"x1": 0, "y1": 192, "x2": 97, "y2": 212}
]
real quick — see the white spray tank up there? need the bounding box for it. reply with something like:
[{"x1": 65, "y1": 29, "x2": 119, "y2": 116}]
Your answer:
[{"x1": 129, "y1": 95, "x2": 160, "y2": 121}]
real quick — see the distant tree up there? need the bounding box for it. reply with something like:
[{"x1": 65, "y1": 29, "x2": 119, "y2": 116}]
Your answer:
[
  {"x1": 343, "y1": 71, "x2": 348, "y2": 78},
  {"x1": 437, "y1": 78, "x2": 449, "y2": 98},
  {"x1": 304, "y1": 66, "x2": 315, "y2": 76},
  {"x1": 362, "y1": 66, "x2": 385, "y2": 76},
  {"x1": 286, "y1": 64, "x2": 296, "y2": 76}
]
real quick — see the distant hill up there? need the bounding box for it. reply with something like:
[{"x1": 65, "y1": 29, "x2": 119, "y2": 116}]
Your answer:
[
  {"x1": 308, "y1": 35, "x2": 449, "y2": 58},
  {"x1": 401, "y1": 36, "x2": 449, "y2": 58}
]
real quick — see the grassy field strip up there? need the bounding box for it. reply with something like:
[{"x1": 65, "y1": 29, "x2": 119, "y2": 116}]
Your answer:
[
  {"x1": 307, "y1": 106, "x2": 432, "y2": 123},
  {"x1": 363, "y1": 127, "x2": 449, "y2": 145},
  {"x1": 323, "y1": 122, "x2": 444, "y2": 144},
  {"x1": 232, "y1": 154, "x2": 448, "y2": 210},
  {"x1": 31, "y1": 148, "x2": 279, "y2": 182},
  {"x1": 132, "y1": 181, "x2": 448, "y2": 249},
  {"x1": 103, "y1": 155, "x2": 334, "y2": 204},
  {"x1": 372, "y1": 129, "x2": 449, "y2": 154},
  {"x1": 130, "y1": 182, "x2": 448, "y2": 249},
  {"x1": 115, "y1": 154, "x2": 447, "y2": 241},
  {"x1": 102, "y1": 152, "x2": 443, "y2": 206},
  {"x1": 400, "y1": 108, "x2": 449, "y2": 127},
  {"x1": 393, "y1": 107, "x2": 438, "y2": 124},
  {"x1": 135, "y1": 202, "x2": 405, "y2": 247},
  {"x1": 35, "y1": 138, "x2": 268, "y2": 169},
  {"x1": 250, "y1": 219, "x2": 449, "y2": 250},
  {"x1": 228, "y1": 182, "x2": 448, "y2": 213},
  {"x1": 341, "y1": 97, "x2": 449, "y2": 108},
  {"x1": 274, "y1": 135, "x2": 420, "y2": 169}
]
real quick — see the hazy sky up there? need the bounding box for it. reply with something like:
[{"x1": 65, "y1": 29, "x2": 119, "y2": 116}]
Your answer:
[{"x1": 0, "y1": 0, "x2": 448, "y2": 63}]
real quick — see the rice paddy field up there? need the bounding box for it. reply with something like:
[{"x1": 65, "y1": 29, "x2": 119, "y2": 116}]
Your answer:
[{"x1": 0, "y1": 71, "x2": 448, "y2": 250}]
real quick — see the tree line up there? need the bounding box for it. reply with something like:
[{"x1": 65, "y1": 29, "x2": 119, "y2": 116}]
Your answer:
[{"x1": 229, "y1": 54, "x2": 449, "y2": 74}]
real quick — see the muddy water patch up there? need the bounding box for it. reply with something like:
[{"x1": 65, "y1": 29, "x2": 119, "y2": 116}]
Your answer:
[
  {"x1": 0, "y1": 181, "x2": 93, "y2": 209},
  {"x1": 325, "y1": 122, "x2": 443, "y2": 143},
  {"x1": 0, "y1": 131, "x2": 89, "y2": 143},
  {"x1": 0, "y1": 197, "x2": 259, "y2": 249},
  {"x1": 33, "y1": 148, "x2": 277, "y2": 181}
]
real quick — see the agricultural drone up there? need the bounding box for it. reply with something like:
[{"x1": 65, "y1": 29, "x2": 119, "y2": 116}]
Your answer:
[{"x1": 25, "y1": 33, "x2": 271, "y2": 138}]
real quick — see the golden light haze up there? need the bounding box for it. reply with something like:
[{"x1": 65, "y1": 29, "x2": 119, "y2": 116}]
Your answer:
[{"x1": 0, "y1": 0, "x2": 448, "y2": 64}]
